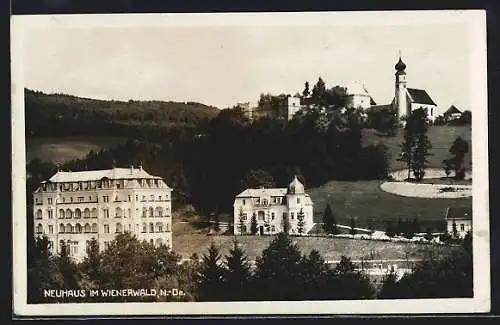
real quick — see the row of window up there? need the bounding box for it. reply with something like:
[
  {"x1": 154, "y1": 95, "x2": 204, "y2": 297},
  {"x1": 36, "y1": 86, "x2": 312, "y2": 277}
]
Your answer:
[
  {"x1": 36, "y1": 222, "x2": 170, "y2": 235},
  {"x1": 35, "y1": 207, "x2": 170, "y2": 220},
  {"x1": 241, "y1": 196, "x2": 302, "y2": 206},
  {"x1": 239, "y1": 211, "x2": 304, "y2": 221},
  {"x1": 38, "y1": 178, "x2": 165, "y2": 193},
  {"x1": 35, "y1": 193, "x2": 169, "y2": 205}
]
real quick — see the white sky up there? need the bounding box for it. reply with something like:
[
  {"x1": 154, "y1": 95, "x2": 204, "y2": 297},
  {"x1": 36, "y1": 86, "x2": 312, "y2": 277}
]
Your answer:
[{"x1": 20, "y1": 12, "x2": 484, "y2": 114}]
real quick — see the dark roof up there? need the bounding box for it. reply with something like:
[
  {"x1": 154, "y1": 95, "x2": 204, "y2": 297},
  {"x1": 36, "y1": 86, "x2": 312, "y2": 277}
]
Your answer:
[
  {"x1": 445, "y1": 207, "x2": 472, "y2": 220},
  {"x1": 395, "y1": 57, "x2": 407, "y2": 71},
  {"x1": 370, "y1": 97, "x2": 377, "y2": 105},
  {"x1": 444, "y1": 105, "x2": 462, "y2": 115},
  {"x1": 407, "y1": 88, "x2": 437, "y2": 106}
]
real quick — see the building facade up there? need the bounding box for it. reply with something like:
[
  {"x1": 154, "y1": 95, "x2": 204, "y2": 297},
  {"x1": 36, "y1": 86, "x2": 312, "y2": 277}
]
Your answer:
[
  {"x1": 33, "y1": 166, "x2": 173, "y2": 262},
  {"x1": 345, "y1": 81, "x2": 375, "y2": 110},
  {"x1": 445, "y1": 206, "x2": 472, "y2": 238},
  {"x1": 233, "y1": 176, "x2": 314, "y2": 236}
]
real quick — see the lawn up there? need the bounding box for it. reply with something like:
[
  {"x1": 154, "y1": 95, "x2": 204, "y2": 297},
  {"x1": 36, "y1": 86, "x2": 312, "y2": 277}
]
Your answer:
[
  {"x1": 26, "y1": 136, "x2": 129, "y2": 164},
  {"x1": 307, "y1": 179, "x2": 472, "y2": 232},
  {"x1": 363, "y1": 125, "x2": 472, "y2": 171},
  {"x1": 172, "y1": 222, "x2": 454, "y2": 263}
]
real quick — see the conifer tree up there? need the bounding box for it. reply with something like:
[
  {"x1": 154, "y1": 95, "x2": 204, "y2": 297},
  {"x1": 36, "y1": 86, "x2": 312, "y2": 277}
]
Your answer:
[
  {"x1": 297, "y1": 208, "x2": 306, "y2": 235},
  {"x1": 196, "y1": 242, "x2": 225, "y2": 301},
  {"x1": 322, "y1": 203, "x2": 338, "y2": 234},
  {"x1": 250, "y1": 213, "x2": 258, "y2": 235},
  {"x1": 223, "y1": 239, "x2": 252, "y2": 301}
]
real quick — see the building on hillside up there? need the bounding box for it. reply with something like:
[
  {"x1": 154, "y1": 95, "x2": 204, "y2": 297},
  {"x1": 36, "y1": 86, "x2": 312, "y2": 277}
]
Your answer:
[
  {"x1": 33, "y1": 166, "x2": 173, "y2": 262},
  {"x1": 237, "y1": 96, "x2": 304, "y2": 122},
  {"x1": 233, "y1": 176, "x2": 314, "y2": 235},
  {"x1": 443, "y1": 105, "x2": 463, "y2": 122},
  {"x1": 369, "y1": 56, "x2": 438, "y2": 123},
  {"x1": 345, "y1": 81, "x2": 377, "y2": 110},
  {"x1": 445, "y1": 206, "x2": 472, "y2": 238}
]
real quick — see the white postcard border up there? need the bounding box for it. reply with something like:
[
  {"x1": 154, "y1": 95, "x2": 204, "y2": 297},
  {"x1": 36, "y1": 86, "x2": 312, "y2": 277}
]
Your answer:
[{"x1": 11, "y1": 10, "x2": 490, "y2": 316}]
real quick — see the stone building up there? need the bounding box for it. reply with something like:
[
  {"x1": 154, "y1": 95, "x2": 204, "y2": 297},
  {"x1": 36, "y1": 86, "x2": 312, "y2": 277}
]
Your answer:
[
  {"x1": 233, "y1": 176, "x2": 314, "y2": 236},
  {"x1": 33, "y1": 166, "x2": 173, "y2": 262}
]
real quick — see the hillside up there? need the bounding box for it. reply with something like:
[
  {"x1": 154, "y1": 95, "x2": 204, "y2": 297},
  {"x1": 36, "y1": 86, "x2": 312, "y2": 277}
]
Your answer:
[{"x1": 25, "y1": 89, "x2": 220, "y2": 137}]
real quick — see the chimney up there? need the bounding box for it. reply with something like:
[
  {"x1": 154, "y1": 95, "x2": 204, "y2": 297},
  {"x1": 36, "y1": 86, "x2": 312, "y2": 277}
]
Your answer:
[{"x1": 130, "y1": 165, "x2": 134, "y2": 174}]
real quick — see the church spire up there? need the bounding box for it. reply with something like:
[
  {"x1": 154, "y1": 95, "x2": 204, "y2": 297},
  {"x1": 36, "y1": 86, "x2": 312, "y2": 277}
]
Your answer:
[{"x1": 395, "y1": 51, "x2": 406, "y2": 72}]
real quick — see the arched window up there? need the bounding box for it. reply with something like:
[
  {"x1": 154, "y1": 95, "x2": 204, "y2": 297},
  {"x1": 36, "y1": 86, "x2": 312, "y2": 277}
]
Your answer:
[
  {"x1": 156, "y1": 207, "x2": 163, "y2": 217},
  {"x1": 149, "y1": 207, "x2": 154, "y2": 217},
  {"x1": 65, "y1": 209, "x2": 72, "y2": 219},
  {"x1": 116, "y1": 223, "x2": 122, "y2": 233},
  {"x1": 59, "y1": 209, "x2": 65, "y2": 219},
  {"x1": 66, "y1": 223, "x2": 73, "y2": 233},
  {"x1": 142, "y1": 208, "x2": 147, "y2": 218},
  {"x1": 91, "y1": 208, "x2": 98, "y2": 218},
  {"x1": 36, "y1": 209, "x2": 43, "y2": 219},
  {"x1": 150, "y1": 239, "x2": 154, "y2": 245},
  {"x1": 156, "y1": 222, "x2": 163, "y2": 233},
  {"x1": 75, "y1": 208, "x2": 81, "y2": 218},
  {"x1": 75, "y1": 223, "x2": 82, "y2": 233},
  {"x1": 149, "y1": 222, "x2": 154, "y2": 233},
  {"x1": 91, "y1": 223, "x2": 98, "y2": 233},
  {"x1": 142, "y1": 223, "x2": 147, "y2": 233},
  {"x1": 84, "y1": 208, "x2": 90, "y2": 218},
  {"x1": 84, "y1": 223, "x2": 91, "y2": 233},
  {"x1": 59, "y1": 223, "x2": 65, "y2": 233},
  {"x1": 116, "y1": 207, "x2": 122, "y2": 218},
  {"x1": 36, "y1": 223, "x2": 43, "y2": 234},
  {"x1": 156, "y1": 238, "x2": 163, "y2": 246},
  {"x1": 59, "y1": 240, "x2": 65, "y2": 252}
]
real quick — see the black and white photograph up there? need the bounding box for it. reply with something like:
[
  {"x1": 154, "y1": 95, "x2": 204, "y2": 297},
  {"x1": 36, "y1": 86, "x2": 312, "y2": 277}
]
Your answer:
[{"x1": 11, "y1": 11, "x2": 490, "y2": 316}]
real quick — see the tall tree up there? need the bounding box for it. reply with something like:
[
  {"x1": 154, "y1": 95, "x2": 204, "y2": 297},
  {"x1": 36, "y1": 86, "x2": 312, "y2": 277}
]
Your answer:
[
  {"x1": 398, "y1": 108, "x2": 432, "y2": 181},
  {"x1": 377, "y1": 270, "x2": 400, "y2": 299},
  {"x1": 296, "y1": 208, "x2": 306, "y2": 235},
  {"x1": 223, "y1": 240, "x2": 252, "y2": 301},
  {"x1": 298, "y1": 249, "x2": 330, "y2": 300},
  {"x1": 56, "y1": 241, "x2": 81, "y2": 302},
  {"x1": 322, "y1": 203, "x2": 338, "y2": 234},
  {"x1": 250, "y1": 213, "x2": 258, "y2": 235},
  {"x1": 349, "y1": 216, "x2": 357, "y2": 237},
  {"x1": 302, "y1": 81, "x2": 310, "y2": 99},
  {"x1": 252, "y1": 233, "x2": 303, "y2": 300},
  {"x1": 282, "y1": 212, "x2": 291, "y2": 235},
  {"x1": 385, "y1": 221, "x2": 396, "y2": 238},
  {"x1": 197, "y1": 242, "x2": 225, "y2": 301},
  {"x1": 238, "y1": 208, "x2": 246, "y2": 234},
  {"x1": 442, "y1": 136, "x2": 469, "y2": 180},
  {"x1": 79, "y1": 238, "x2": 101, "y2": 290}
]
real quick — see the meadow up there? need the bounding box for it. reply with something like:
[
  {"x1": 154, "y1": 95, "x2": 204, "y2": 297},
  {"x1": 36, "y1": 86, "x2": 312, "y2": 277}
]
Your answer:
[{"x1": 25, "y1": 136, "x2": 129, "y2": 164}]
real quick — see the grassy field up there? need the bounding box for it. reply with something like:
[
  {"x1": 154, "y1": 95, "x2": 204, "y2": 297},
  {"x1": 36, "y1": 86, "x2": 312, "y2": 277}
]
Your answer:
[
  {"x1": 172, "y1": 222, "x2": 454, "y2": 263},
  {"x1": 26, "y1": 136, "x2": 129, "y2": 164},
  {"x1": 363, "y1": 125, "x2": 472, "y2": 171},
  {"x1": 307, "y1": 180, "x2": 472, "y2": 232}
]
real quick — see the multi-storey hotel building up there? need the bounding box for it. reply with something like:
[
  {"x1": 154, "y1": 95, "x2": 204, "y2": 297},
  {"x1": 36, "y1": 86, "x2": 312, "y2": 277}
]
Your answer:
[{"x1": 33, "y1": 166, "x2": 173, "y2": 262}]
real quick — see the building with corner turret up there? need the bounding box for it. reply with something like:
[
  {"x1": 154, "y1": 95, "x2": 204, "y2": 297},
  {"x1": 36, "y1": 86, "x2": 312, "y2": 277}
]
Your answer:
[{"x1": 233, "y1": 176, "x2": 314, "y2": 235}]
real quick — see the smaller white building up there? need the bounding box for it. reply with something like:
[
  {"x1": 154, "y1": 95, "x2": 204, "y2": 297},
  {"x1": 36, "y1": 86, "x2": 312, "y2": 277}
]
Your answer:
[
  {"x1": 445, "y1": 206, "x2": 472, "y2": 238},
  {"x1": 233, "y1": 176, "x2": 314, "y2": 235},
  {"x1": 286, "y1": 97, "x2": 303, "y2": 121},
  {"x1": 345, "y1": 81, "x2": 375, "y2": 110}
]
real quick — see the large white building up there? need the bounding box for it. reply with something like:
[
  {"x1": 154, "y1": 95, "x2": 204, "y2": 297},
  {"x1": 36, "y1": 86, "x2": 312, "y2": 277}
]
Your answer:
[
  {"x1": 33, "y1": 166, "x2": 173, "y2": 262},
  {"x1": 233, "y1": 176, "x2": 314, "y2": 236}
]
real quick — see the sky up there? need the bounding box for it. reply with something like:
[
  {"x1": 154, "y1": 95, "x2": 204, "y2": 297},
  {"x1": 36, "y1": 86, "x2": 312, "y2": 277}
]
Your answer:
[{"x1": 21, "y1": 13, "x2": 483, "y2": 114}]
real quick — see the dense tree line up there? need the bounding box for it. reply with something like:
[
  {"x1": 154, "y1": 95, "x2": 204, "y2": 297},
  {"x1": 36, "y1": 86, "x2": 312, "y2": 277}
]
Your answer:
[
  {"x1": 25, "y1": 89, "x2": 219, "y2": 138},
  {"x1": 28, "y1": 231, "x2": 472, "y2": 303},
  {"x1": 27, "y1": 103, "x2": 390, "y2": 216}
]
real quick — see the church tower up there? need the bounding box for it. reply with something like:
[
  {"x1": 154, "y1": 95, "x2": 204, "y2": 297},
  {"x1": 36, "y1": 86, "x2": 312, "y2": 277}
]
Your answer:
[{"x1": 394, "y1": 56, "x2": 408, "y2": 122}]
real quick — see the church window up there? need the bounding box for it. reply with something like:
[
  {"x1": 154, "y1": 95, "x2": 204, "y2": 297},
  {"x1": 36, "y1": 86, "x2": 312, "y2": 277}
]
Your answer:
[{"x1": 297, "y1": 197, "x2": 300, "y2": 204}]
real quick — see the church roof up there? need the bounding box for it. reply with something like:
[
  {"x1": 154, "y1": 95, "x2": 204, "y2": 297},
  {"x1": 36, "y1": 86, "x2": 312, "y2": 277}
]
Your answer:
[
  {"x1": 48, "y1": 167, "x2": 162, "y2": 183},
  {"x1": 407, "y1": 88, "x2": 437, "y2": 106},
  {"x1": 445, "y1": 207, "x2": 472, "y2": 221},
  {"x1": 395, "y1": 57, "x2": 407, "y2": 71},
  {"x1": 444, "y1": 105, "x2": 462, "y2": 115}
]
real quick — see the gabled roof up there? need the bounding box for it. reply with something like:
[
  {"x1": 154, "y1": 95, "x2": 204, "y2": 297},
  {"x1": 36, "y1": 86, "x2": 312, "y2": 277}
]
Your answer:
[
  {"x1": 444, "y1": 105, "x2": 462, "y2": 115},
  {"x1": 48, "y1": 167, "x2": 162, "y2": 183},
  {"x1": 236, "y1": 188, "x2": 288, "y2": 198},
  {"x1": 445, "y1": 207, "x2": 472, "y2": 220},
  {"x1": 407, "y1": 88, "x2": 437, "y2": 106}
]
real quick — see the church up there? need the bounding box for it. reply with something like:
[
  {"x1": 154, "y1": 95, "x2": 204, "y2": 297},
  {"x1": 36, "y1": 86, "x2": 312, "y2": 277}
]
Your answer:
[{"x1": 364, "y1": 56, "x2": 438, "y2": 123}]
